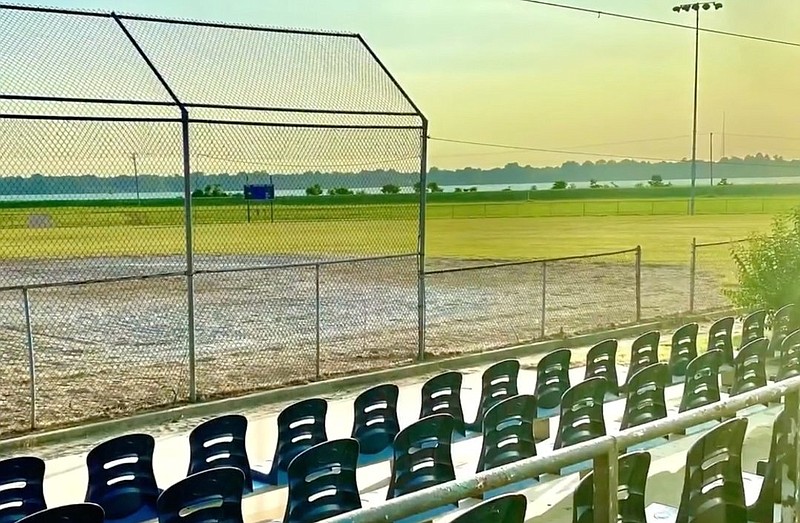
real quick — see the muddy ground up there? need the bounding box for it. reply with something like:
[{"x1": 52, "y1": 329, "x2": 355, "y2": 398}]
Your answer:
[{"x1": 0, "y1": 254, "x2": 730, "y2": 435}]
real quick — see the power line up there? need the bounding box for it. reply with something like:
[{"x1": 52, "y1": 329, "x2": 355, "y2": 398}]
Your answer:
[
  {"x1": 430, "y1": 134, "x2": 689, "y2": 160},
  {"x1": 429, "y1": 136, "x2": 681, "y2": 162},
  {"x1": 520, "y1": 0, "x2": 800, "y2": 48},
  {"x1": 726, "y1": 133, "x2": 800, "y2": 142},
  {"x1": 429, "y1": 135, "x2": 800, "y2": 170}
]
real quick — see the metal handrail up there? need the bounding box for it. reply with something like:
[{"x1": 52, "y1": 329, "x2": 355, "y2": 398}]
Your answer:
[{"x1": 323, "y1": 374, "x2": 800, "y2": 523}]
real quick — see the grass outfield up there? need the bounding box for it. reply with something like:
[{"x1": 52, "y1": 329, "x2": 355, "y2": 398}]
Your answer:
[
  {"x1": 0, "y1": 196, "x2": 795, "y2": 229},
  {"x1": 0, "y1": 214, "x2": 773, "y2": 266}
]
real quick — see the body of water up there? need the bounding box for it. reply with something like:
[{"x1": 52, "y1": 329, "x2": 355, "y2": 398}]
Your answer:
[{"x1": 1, "y1": 176, "x2": 800, "y2": 202}]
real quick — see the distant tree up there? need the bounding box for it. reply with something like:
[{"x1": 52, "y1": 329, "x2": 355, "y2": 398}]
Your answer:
[
  {"x1": 197, "y1": 184, "x2": 228, "y2": 197},
  {"x1": 305, "y1": 184, "x2": 323, "y2": 196},
  {"x1": 718, "y1": 178, "x2": 732, "y2": 186},
  {"x1": 467, "y1": 187, "x2": 478, "y2": 192},
  {"x1": 427, "y1": 182, "x2": 443, "y2": 193},
  {"x1": 454, "y1": 187, "x2": 463, "y2": 193},
  {"x1": 327, "y1": 188, "x2": 336, "y2": 196},
  {"x1": 191, "y1": 188, "x2": 204, "y2": 198},
  {"x1": 502, "y1": 187, "x2": 512, "y2": 192},
  {"x1": 413, "y1": 181, "x2": 422, "y2": 193},
  {"x1": 568, "y1": 183, "x2": 577, "y2": 189},
  {"x1": 530, "y1": 185, "x2": 537, "y2": 191},
  {"x1": 552, "y1": 180, "x2": 568, "y2": 190},
  {"x1": 648, "y1": 175, "x2": 667, "y2": 188},
  {"x1": 590, "y1": 179, "x2": 601, "y2": 189},
  {"x1": 331, "y1": 187, "x2": 354, "y2": 195},
  {"x1": 380, "y1": 184, "x2": 401, "y2": 194}
]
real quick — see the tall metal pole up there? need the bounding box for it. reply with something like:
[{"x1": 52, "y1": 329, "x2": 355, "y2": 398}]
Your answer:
[
  {"x1": 417, "y1": 122, "x2": 428, "y2": 361},
  {"x1": 132, "y1": 152, "x2": 140, "y2": 205},
  {"x1": 181, "y1": 109, "x2": 197, "y2": 403},
  {"x1": 709, "y1": 132, "x2": 714, "y2": 186},
  {"x1": 689, "y1": 7, "x2": 700, "y2": 216}
]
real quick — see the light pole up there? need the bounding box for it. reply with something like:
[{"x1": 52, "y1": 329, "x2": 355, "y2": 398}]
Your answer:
[{"x1": 673, "y1": 2, "x2": 723, "y2": 215}]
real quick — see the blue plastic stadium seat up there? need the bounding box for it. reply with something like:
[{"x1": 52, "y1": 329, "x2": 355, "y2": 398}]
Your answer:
[
  {"x1": 679, "y1": 349, "x2": 723, "y2": 413},
  {"x1": 708, "y1": 316, "x2": 735, "y2": 367},
  {"x1": 387, "y1": 413, "x2": 456, "y2": 523},
  {"x1": 740, "y1": 310, "x2": 767, "y2": 349},
  {"x1": 85, "y1": 433, "x2": 160, "y2": 523},
  {"x1": 730, "y1": 338, "x2": 768, "y2": 396},
  {"x1": 450, "y1": 494, "x2": 527, "y2": 523},
  {"x1": 16, "y1": 504, "x2": 104, "y2": 523},
  {"x1": 777, "y1": 330, "x2": 800, "y2": 382},
  {"x1": 466, "y1": 360, "x2": 519, "y2": 433},
  {"x1": 0, "y1": 456, "x2": 46, "y2": 523},
  {"x1": 477, "y1": 395, "x2": 538, "y2": 498},
  {"x1": 535, "y1": 349, "x2": 571, "y2": 417},
  {"x1": 620, "y1": 363, "x2": 668, "y2": 430},
  {"x1": 669, "y1": 323, "x2": 698, "y2": 384},
  {"x1": 554, "y1": 377, "x2": 607, "y2": 450},
  {"x1": 156, "y1": 467, "x2": 245, "y2": 523},
  {"x1": 351, "y1": 384, "x2": 400, "y2": 466},
  {"x1": 673, "y1": 418, "x2": 748, "y2": 523},
  {"x1": 283, "y1": 439, "x2": 361, "y2": 523},
  {"x1": 745, "y1": 409, "x2": 787, "y2": 523},
  {"x1": 419, "y1": 372, "x2": 466, "y2": 439},
  {"x1": 584, "y1": 339, "x2": 619, "y2": 399},
  {"x1": 254, "y1": 398, "x2": 328, "y2": 487},
  {"x1": 187, "y1": 414, "x2": 265, "y2": 494},
  {"x1": 573, "y1": 451, "x2": 651, "y2": 523},
  {"x1": 621, "y1": 331, "x2": 660, "y2": 393},
  {"x1": 768, "y1": 304, "x2": 796, "y2": 361}
]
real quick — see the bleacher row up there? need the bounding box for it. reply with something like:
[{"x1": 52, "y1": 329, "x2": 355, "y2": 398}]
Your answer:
[{"x1": 3, "y1": 305, "x2": 800, "y2": 523}]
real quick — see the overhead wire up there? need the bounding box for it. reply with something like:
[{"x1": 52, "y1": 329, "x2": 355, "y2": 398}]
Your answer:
[{"x1": 519, "y1": 0, "x2": 800, "y2": 48}]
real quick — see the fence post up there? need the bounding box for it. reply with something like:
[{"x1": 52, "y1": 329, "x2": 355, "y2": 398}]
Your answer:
[
  {"x1": 315, "y1": 263, "x2": 321, "y2": 380},
  {"x1": 689, "y1": 237, "x2": 697, "y2": 313},
  {"x1": 417, "y1": 123, "x2": 428, "y2": 362},
  {"x1": 540, "y1": 261, "x2": 547, "y2": 339},
  {"x1": 22, "y1": 288, "x2": 36, "y2": 430},
  {"x1": 635, "y1": 246, "x2": 642, "y2": 322},
  {"x1": 181, "y1": 110, "x2": 198, "y2": 403}
]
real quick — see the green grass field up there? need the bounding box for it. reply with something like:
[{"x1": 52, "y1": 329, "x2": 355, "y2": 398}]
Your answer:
[
  {"x1": 0, "y1": 186, "x2": 792, "y2": 267},
  {"x1": 0, "y1": 196, "x2": 796, "y2": 230},
  {"x1": 0, "y1": 214, "x2": 774, "y2": 267}
]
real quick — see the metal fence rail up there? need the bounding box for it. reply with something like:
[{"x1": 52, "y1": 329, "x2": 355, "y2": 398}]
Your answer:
[
  {"x1": 0, "y1": 3, "x2": 425, "y2": 433},
  {"x1": 690, "y1": 237, "x2": 751, "y2": 312},
  {"x1": 424, "y1": 248, "x2": 641, "y2": 357},
  {"x1": 324, "y1": 375, "x2": 800, "y2": 523}
]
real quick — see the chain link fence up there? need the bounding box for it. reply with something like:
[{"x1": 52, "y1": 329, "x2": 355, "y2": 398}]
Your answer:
[
  {"x1": 690, "y1": 238, "x2": 751, "y2": 313},
  {"x1": 424, "y1": 248, "x2": 641, "y2": 357},
  {"x1": 0, "y1": 5, "x2": 425, "y2": 435},
  {"x1": 0, "y1": 5, "x2": 753, "y2": 438}
]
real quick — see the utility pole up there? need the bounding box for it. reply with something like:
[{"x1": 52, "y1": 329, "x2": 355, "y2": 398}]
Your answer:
[
  {"x1": 710, "y1": 132, "x2": 714, "y2": 186},
  {"x1": 131, "y1": 153, "x2": 141, "y2": 205}
]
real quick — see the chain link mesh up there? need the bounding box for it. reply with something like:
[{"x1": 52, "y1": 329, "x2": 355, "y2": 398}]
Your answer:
[
  {"x1": 693, "y1": 240, "x2": 748, "y2": 312},
  {"x1": 425, "y1": 263, "x2": 543, "y2": 357},
  {"x1": 0, "y1": 5, "x2": 423, "y2": 431},
  {"x1": 0, "y1": 290, "x2": 31, "y2": 435}
]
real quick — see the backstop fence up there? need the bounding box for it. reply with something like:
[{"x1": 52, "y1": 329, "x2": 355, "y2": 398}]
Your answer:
[
  {"x1": 0, "y1": 4, "x2": 426, "y2": 434},
  {"x1": 0, "y1": 4, "x2": 754, "y2": 437}
]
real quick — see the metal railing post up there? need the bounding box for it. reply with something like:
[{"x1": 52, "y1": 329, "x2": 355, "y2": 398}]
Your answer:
[
  {"x1": 635, "y1": 246, "x2": 642, "y2": 322},
  {"x1": 22, "y1": 288, "x2": 36, "y2": 430},
  {"x1": 540, "y1": 261, "x2": 547, "y2": 339},
  {"x1": 690, "y1": 237, "x2": 697, "y2": 313},
  {"x1": 593, "y1": 442, "x2": 619, "y2": 523},
  {"x1": 315, "y1": 263, "x2": 321, "y2": 380},
  {"x1": 781, "y1": 389, "x2": 800, "y2": 523}
]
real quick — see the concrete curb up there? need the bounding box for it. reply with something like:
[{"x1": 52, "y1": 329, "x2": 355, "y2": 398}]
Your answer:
[{"x1": 0, "y1": 309, "x2": 735, "y2": 453}]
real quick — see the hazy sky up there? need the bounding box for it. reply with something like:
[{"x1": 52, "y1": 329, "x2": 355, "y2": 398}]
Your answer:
[{"x1": 28, "y1": 0, "x2": 800, "y2": 168}]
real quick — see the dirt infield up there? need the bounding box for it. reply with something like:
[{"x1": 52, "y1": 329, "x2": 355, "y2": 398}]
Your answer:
[{"x1": 0, "y1": 253, "x2": 731, "y2": 436}]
